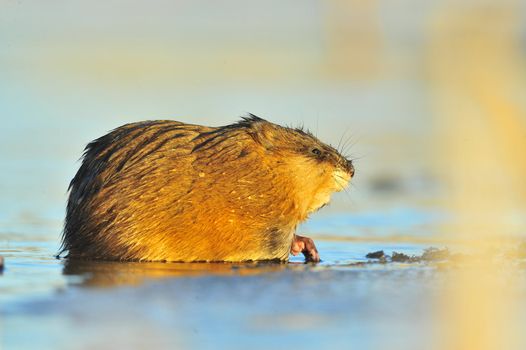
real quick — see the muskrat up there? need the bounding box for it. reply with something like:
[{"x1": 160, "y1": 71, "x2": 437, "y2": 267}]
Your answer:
[{"x1": 60, "y1": 114, "x2": 354, "y2": 262}]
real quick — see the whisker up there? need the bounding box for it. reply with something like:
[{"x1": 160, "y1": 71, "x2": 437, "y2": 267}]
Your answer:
[
  {"x1": 346, "y1": 155, "x2": 365, "y2": 161},
  {"x1": 342, "y1": 137, "x2": 360, "y2": 156},
  {"x1": 342, "y1": 133, "x2": 365, "y2": 159},
  {"x1": 336, "y1": 127, "x2": 351, "y2": 154},
  {"x1": 339, "y1": 182, "x2": 354, "y2": 203},
  {"x1": 340, "y1": 133, "x2": 355, "y2": 155}
]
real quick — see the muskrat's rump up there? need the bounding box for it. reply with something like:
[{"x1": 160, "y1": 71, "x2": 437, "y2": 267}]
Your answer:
[{"x1": 60, "y1": 115, "x2": 354, "y2": 262}]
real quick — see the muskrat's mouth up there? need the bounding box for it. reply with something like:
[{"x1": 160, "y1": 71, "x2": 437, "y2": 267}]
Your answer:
[{"x1": 332, "y1": 169, "x2": 351, "y2": 191}]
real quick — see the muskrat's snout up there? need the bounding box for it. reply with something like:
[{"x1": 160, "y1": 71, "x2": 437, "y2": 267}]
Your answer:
[
  {"x1": 337, "y1": 157, "x2": 354, "y2": 178},
  {"x1": 346, "y1": 159, "x2": 355, "y2": 178}
]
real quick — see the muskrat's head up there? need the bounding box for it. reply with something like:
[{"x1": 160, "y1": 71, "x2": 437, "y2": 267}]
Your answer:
[{"x1": 242, "y1": 115, "x2": 355, "y2": 218}]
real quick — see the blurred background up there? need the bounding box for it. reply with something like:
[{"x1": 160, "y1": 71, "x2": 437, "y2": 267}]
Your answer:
[
  {"x1": 2, "y1": 0, "x2": 524, "y2": 237},
  {"x1": 1, "y1": 1, "x2": 525, "y2": 350},
  {"x1": 1, "y1": 0, "x2": 447, "y2": 235}
]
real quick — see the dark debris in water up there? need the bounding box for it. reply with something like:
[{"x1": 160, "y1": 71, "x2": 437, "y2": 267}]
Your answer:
[
  {"x1": 363, "y1": 247, "x2": 456, "y2": 265},
  {"x1": 360, "y1": 243, "x2": 526, "y2": 268},
  {"x1": 365, "y1": 250, "x2": 386, "y2": 259}
]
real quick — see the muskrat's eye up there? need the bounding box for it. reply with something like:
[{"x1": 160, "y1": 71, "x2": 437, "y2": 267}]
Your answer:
[{"x1": 311, "y1": 148, "x2": 322, "y2": 156}]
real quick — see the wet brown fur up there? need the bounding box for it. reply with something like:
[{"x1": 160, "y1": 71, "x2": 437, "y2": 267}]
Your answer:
[{"x1": 60, "y1": 115, "x2": 354, "y2": 262}]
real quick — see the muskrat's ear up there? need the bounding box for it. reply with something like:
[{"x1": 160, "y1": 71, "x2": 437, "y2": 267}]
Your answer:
[{"x1": 246, "y1": 119, "x2": 276, "y2": 150}]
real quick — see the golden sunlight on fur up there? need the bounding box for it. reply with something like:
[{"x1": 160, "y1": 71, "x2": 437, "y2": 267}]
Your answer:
[{"x1": 61, "y1": 115, "x2": 354, "y2": 263}]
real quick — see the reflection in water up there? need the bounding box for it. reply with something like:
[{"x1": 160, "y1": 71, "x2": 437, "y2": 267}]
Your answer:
[{"x1": 62, "y1": 259, "x2": 290, "y2": 288}]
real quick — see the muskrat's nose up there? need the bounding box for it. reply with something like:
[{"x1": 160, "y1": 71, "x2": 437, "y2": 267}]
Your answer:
[{"x1": 347, "y1": 160, "x2": 355, "y2": 177}]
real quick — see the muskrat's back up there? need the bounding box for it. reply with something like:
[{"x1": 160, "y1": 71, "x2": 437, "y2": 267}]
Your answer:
[{"x1": 61, "y1": 116, "x2": 354, "y2": 262}]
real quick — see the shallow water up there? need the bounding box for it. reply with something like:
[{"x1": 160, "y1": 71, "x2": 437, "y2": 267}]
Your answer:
[
  {"x1": 4, "y1": 233, "x2": 524, "y2": 350},
  {"x1": 1, "y1": 236, "x2": 438, "y2": 350}
]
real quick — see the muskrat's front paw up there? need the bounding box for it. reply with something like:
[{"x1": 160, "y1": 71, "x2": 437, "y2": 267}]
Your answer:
[{"x1": 290, "y1": 234, "x2": 320, "y2": 263}]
